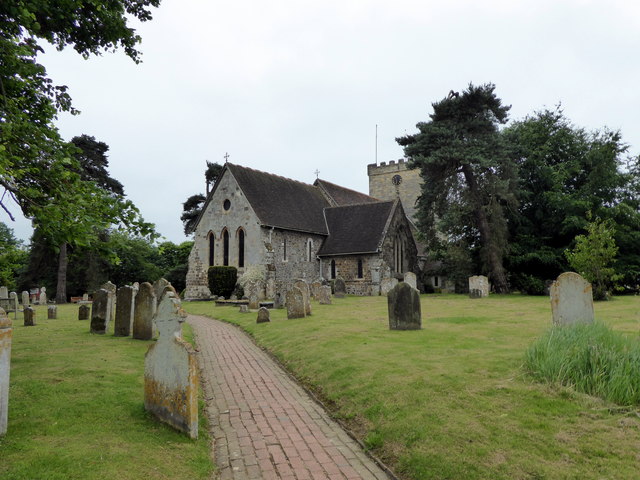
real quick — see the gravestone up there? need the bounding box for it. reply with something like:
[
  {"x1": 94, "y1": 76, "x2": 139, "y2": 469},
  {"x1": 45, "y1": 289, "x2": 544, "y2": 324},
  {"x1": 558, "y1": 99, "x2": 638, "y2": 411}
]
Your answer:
[
  {"x1": 404, "y1": 272, "x2": 417, "y2": 290},
  {"x1": 0, "y1": 287, "x2": 7, "y2": 299},
  {"x1": 114, "y1": 286, "x2": 136, "y2": 337},
  {"x1": 144, "y1": 292, "x2": 198, "y2": 438},
  {"x1": 90, "y1": 289, "x2": 110, "y2": 334},
  {"x1": 0, "y1": 308, "x2": 11, "y2": 436},
  {"x1": 286, "y1": 287, "x2": 306, "y2": 319},
  {"x1": 152, "y1": 278, "x2": 171, "y2": 304},
  {"x1": 256, "y1": 307, "x2": 270, "y2": 323},
  {"x1": 101, "y1": 281, "x2": 117, "y2": 324},
  {"x1": 133, "y1": 282, "x2": 156, "y2": 340},
  {"x1": 468, "y1": 276, "x2": 489, "y2": 298},
  {"x1": 82, "y1": 293, "x2": 89, "y2": 302},
  {"x1": 23, "y1": 306, "x2": 36, "y2": 326},
  {"x1": 333, "y1": 277, "x2": 346, "y2": 298},
  {"x1": 21, "y1": 291, "x2": 29, "y2": 307},
  {"x1": 318, "y1": 285, "x2": 332, "y2": 305},
  {"x1": 265, "y1": 276, "x2": 276, "y2": 300},
  {"x1": 273, "y1": 292, "x2": 284, "y2": 309},
  {"x1": 160, "y1": 284, "x2": 178, "y2": 303},
  {"x1": 294, "y1": 279, "x2": 311, "y2": 315},
  {"x1": 310, "y1": 279, "x2": 323, "y2": 300},
  {"x1": 239, "y1": 305, "x2": 249, "y2": 313},
  {"x1": 47, "y1": 305, "x2": 57, "y2": 319},
  {"x1": 248, "y1": 292, "x2": 260, "y2": 310},
  {"x1": 550, "y1": 272, "x2": 595, "y2": 326},
  {"x1": 78, "y1": 304, "x2": 90, "y2": 320},
  {"x1": 388, "y1": 282, "x2": 422, "y2": 330},
  {"x1": 469, "y1": 289, "x2": 483, "y2": 299},
  {"x1": 380, "y1": 277, "x2": 398, "y2": 296},
  {"x1": 9, "y1": 292, "x2": 18, "y2": 314},
  {"x1": 39, "y1": 286, "x2": 47, "y2": 305}
]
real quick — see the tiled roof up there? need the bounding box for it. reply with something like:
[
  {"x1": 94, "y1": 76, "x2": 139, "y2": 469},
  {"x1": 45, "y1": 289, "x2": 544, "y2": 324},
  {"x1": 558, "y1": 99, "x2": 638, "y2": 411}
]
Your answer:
[
  {"x1": 314, "y1": 179, "x2": 380, "y2": 206},
  {"x1": 317, "y1": 201, "x2": 396, "y2": 256}
]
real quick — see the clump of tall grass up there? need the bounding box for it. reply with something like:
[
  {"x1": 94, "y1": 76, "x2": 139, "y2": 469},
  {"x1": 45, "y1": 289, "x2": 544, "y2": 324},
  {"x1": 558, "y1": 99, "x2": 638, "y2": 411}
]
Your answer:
[{"x1": 524, "y1": 322, "x2": 640, "y2": 406}]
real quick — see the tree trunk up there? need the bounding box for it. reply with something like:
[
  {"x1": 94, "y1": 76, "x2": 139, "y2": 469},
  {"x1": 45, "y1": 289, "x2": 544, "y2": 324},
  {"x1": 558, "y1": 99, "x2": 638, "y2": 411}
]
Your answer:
[
  {"x1": 56, "y1": 242, "x2": 68, "y2": 304},
  {"x1": 461, "y1": 165, "x2": 510, "y2": 293}
]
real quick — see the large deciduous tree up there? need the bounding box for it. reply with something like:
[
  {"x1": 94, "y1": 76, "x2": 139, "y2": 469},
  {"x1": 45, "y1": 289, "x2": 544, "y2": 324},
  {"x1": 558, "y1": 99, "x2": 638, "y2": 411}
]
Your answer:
[
  {"x1": 181, "y1": 161, "x2": 223, "y2": 235},
  {"x1": 397, "y1": 84, "x2": 517, "y2": 293}
]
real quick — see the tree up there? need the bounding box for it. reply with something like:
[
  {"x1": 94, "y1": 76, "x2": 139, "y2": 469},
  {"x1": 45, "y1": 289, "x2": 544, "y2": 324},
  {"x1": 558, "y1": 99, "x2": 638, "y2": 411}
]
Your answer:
[
  {"x1": 565, "y1": 218, "x2": 619, "y2": 300},
  {"x1": 397, "y1": 84, "x2": 517, "y2": 293},
  {"x1": 181, "y1": 161, "x2": 223, "y2": 234},
  {"x1": 0, "y1": 222, "x2": 28, "y2": 291}
]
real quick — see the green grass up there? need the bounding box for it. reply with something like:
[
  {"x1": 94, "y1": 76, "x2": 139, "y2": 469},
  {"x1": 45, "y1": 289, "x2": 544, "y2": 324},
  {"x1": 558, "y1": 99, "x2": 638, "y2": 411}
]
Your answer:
[
  {"x1": 1, "y1": 304, "x2": 212, "y2": 480},
  {"x1": 184, "y1": 294, "x2": 640, "y2": 480}
]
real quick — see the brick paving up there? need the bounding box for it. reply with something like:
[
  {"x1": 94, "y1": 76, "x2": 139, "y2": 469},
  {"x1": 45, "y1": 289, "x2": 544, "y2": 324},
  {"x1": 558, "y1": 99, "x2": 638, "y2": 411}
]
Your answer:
[{"x1": 188, "y1": 314, "x2": 391, "y2": 480}]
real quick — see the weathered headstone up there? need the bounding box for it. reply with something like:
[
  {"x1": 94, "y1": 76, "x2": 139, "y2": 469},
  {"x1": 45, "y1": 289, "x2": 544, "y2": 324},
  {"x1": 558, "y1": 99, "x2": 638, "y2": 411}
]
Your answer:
[
  {"x1": 23, "y1": 306, "x2": 36, "y2": 326},
  {"x1": 133, "y1": 282, "x2": 156, "y2": 340},
  {"x1": 101, "y1": 281, "x2": 117, "y2": 324},
  {"x1": 388, "y1": 282, "x2": 422, "y2": 330},
  {"x1": 333, "y1": 277, "x2": 346, "y2": 298},
  {"x1": 550, "y1": 272, "x2": 595, "y2": 326},
  {"x1": 380, "y1": 277, "x2": 398, "y2": 296},
  {"x1": 160, "y1": 284, "x2": 178, "y2": 303},
  {"x1": 114, "y1": 286, "x2": 136, "y2": 337},
  {"x1": 468, "y1": 275, "x2": 489, "y2": 298},
  {"x1": 144, "y1": 292, "x2": 198, "y2": 438},
  {"x1": 152, "y1": 278, "x2": 171, "y2": 304},
  {"x1": 90, "y1": 289, "x2": 110, "y2": 334},
  {"x1": 0, "y1": 308, "x2": 11, "y2": 436},
  {"x1": 318, "y1": 285, "x2": 332, "y2": 305},
  {"x1": 310, "y1": 279, "x2": 323, "y2": 300},
  {"x1": 78, "y1": 304, "x2": 90, "y2": 320},
  {"x1": 47, "y1": 305, "x2": 57, "y2": 319},
  {"x1": 39, "y1": 286, "x2": 47, "y2": 306},
  {"x1": 265, "y1": 276, "x2": 276, "y2": 300},
  {"x1": 273, "y1": 292, "x2": 284, "y2": 309},
  {"x1": 9, "y1": 292, "x2": 18, "y2": 314},
  {"x1": 404, "y1": 272, "x2": 417, "y2": 290},
  {"x1": 21, "y1": 291, "x2": 29, "y2": 307},
  {"x1": 0, "y1": 287, "x2": 7, "y2": 299},
  {"x1": 286, "y1": 287, "x2": 306, "y2": 319},
  {"x1": 257, "y1": 307, "x2": 270, "y2": 323},
  {"x1": 82, "y1": 293, "x2": 89, "y2": 302},
  {"x1": 468, "y1": 289, "x2": 483, "y2": 299},
  {"x1": 239, "y1": 305, "x2": 249, "y2": 313},
  {"x1": 248, "y1": 292, "x2": 260, "y2": 310},
  {"x1": 294, "y1": 279, "x2": 311, "y2": 315}
]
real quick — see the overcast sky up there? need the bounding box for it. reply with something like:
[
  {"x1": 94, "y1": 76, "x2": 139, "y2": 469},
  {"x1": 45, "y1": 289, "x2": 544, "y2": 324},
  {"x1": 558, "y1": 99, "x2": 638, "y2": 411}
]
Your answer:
[{"x1": 7, "y1": 0, "x2": 640, "y2": 244}]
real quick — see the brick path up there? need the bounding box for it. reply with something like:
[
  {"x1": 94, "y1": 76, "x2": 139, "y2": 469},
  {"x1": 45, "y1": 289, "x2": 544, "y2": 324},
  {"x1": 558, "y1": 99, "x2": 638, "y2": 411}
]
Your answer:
[{"x1": 188, "y1": 314, "x2": 391, "y2": 480}]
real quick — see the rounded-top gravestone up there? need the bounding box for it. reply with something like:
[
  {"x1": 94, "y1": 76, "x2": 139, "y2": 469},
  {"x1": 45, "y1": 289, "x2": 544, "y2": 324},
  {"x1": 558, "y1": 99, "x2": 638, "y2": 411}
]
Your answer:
[
  {"x1": 256, "y1": 307, "x2": 270, "y2": 323},
  {"x1": 388, "y1": 282, "x2": 422, "y2": 330},
  {"x1": 286, "y1": 287, "x2": 306, "y2": 319},
  {"x1": 333, "y1": 277, "x2": 346, "y2": 298}
]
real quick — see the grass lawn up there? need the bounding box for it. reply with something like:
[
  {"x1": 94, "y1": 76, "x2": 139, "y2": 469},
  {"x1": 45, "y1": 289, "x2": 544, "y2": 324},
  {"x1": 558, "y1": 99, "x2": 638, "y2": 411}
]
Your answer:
[
  {"x1": 183, "y1": 294, "x2": 640, "y2": 480},
  {"x1": 0, "y1": 304, "x2": 212, "y2": 480}
]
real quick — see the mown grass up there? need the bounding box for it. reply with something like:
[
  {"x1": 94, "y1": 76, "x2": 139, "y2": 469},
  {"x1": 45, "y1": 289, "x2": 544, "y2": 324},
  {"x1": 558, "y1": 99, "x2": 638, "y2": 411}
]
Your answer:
[
  {"x1": 184, "y1": 294, "x2": 640, "y2": 480},
  {"x1": 1, "y1": 304, "x2": 212, "y2": 480}
]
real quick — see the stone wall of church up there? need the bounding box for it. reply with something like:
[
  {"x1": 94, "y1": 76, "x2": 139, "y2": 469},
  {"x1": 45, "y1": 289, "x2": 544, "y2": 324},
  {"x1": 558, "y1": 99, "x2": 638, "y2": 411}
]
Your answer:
[
  {"x1": 321, "y1": 254, "x2": 382, "y2": 296},
  {"x1": 367, "y1": 160, "x2": 422, "y2": 223},
  {"x1": 380, "y1": 202, "x2": 419, "y2": 277}
]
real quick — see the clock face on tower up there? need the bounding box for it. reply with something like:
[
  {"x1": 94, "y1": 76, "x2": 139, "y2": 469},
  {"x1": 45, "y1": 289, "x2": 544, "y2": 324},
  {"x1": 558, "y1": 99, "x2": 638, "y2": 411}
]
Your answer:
[{"x1": 391, "y1": 174, "x2": 403, "y2": 186}]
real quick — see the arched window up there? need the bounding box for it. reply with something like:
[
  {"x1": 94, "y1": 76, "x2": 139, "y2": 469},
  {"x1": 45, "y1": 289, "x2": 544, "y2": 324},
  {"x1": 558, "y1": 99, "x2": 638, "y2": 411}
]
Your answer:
[
  {"x1": 357, "y1": 259, "x2": 363, "y2": 279},
  {"x1": 222, "y1": 229, "x2": 229, "y2": 266},
  {"x1": 208, "y1": 232, "x2": 215, "y2": 267},
  {"x1": 238, "y1": 229, "x2": 245, "y2": 268},
  {"x1": 394, "y1": 235, "x2": 404, "y2": 274},
  {"x1": 306, "y1": 238, "x2": 313, "y2": 262},
  {"x1": 331, "y1": 259, "x2": 336, "y2": 279}
]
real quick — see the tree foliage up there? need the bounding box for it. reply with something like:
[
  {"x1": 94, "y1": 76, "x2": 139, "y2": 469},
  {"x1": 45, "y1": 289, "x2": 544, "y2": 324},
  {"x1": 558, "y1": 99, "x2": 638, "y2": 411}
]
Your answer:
[
  {"x1": 397, "y1": 83, "x2": 517, "y2": 293},
  {"x1": 0, "y1": 222, "x2": 28, "y2": 291},
  {"x1": 181, "y1": 161, "x2": 223, "y2": 235}
]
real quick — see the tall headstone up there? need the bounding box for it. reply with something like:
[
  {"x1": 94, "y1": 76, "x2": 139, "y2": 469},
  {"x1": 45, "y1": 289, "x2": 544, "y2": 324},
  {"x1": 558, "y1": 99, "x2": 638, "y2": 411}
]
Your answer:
[
  {"x1": 310, "y1": 279, "x2": 323, "y2": 300},
  {"x1": 101, "y1": 281, "x2": 117, "y2": 324},
  {"x1": 286, "y1": 287, "x2": 306, "y2": 319},
  {"x1": 318, "y1": 285, "x2": 332, "y2": 305},
  {"x1": 294, "y1": 279, "x2": 311, "y2": 315},
  {"x1": 404, "y1": 272, "x2": 417, "y2": 290},
  {"x1": 152, "y1": 278, "x2": 171, "y2": 305},
  {"x1": 265, "y1": 276, "x2": 276, "y2": 300},
  {"x1": 144, "y1": 292, "x2": 198, "y2": 438},
  {"x1": 380, "y1": 277, "x2": 398, "y2": 296},
  {"x1": 39, "y1": 286, "x2": 47, "y2": 305},
  {"x1": 0, "y1": 287, "x2": 8, "y2": 299},
  {"x1": 388, "y1": 282, "x2": 422, "y2": 330},
  {"x1": 78, "y1": 304, "x2": 90, "y2": 320},
  {"x1": 333, "y1": 277, "x2": 346, "y2": 298},
  {"x1": 9, "y1": 292, "x2": 18, "y2": 314},
  {"x1": 468, "y1": 276, "x2": 489, "y2": 298},
  {"x1": 256, "y1": 307, "x2": 270, "y2": 323},
  {"x1": 550, "y1": 272, "x2": 595, "y2": 326},
  {"x1": 23, "y1": 306, "x2": 36, "y2": 326},
  {"x1": 133, "y1": 282, "x2": 156, "y2": 340},
  {"x1": 273, "y1": 292, "x2": 284, "y2": 309},
  {"x1": 0, "y1": 308, "x2": 11, "y2": 436},
  {"x1": 90, "y1": 289, "x2": 110, "y2": 334},
  {"x1": 21, "y1": 291, "x2": 29, "y2": 307},
  {"x1": 114, "y1": 286, "x2": 136, "y2": 337},
  {"x1": 47, "y1": 305, "x2": 57, "y2": 319}
]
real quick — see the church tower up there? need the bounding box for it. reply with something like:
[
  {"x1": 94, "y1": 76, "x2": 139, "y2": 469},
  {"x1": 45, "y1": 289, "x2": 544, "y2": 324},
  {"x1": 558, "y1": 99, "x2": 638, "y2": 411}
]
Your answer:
[{"x1": 367, "y1": 159, "x2": 422, "y2": 223}]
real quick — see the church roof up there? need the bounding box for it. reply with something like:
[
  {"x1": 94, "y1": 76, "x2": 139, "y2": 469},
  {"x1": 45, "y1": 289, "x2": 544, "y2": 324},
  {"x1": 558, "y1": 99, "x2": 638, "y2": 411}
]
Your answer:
[
  {"x1": 313, "y1": 179, "x2": 379, "y2": 206},
  {"x1": 317, "y1": 200, "x2": 397, "y2": 256},
  {"x1": 227, "y1": 164, "x2": 330, "y2": 234}
]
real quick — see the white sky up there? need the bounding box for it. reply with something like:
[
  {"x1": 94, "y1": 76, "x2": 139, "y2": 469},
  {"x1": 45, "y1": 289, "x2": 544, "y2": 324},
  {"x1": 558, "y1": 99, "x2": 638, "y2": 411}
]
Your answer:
[{"x1": 6, "y1": 0, "x2": 640, "y2": 244}]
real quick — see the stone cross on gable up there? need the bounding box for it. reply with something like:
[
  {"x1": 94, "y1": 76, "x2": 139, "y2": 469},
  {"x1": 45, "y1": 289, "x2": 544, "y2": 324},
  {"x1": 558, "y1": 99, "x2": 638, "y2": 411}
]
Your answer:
[
  {"x1": 314, "y1": 169, "x2": 320, "y2": 179},
  {"x1": 224, "y1": 152, "x2": 230, "y2": 163}
]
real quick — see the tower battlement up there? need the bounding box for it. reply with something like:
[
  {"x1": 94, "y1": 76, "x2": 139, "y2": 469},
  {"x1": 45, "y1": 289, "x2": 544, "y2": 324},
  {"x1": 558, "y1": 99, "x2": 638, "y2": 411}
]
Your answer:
[{"x1": 367, "y1": 159, "x2": 421, "y2": 222}]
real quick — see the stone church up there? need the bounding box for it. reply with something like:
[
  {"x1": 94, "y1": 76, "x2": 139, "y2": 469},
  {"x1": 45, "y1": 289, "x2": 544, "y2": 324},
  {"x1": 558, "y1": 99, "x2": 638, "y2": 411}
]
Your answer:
[{"x1": 184, "y1": 162, "x2": 421, "y2": 299}]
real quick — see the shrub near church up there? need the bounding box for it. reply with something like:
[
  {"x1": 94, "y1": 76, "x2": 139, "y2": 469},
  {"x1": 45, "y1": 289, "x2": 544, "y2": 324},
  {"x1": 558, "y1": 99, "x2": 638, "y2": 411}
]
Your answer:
[{"x1": 208, "y1": 266, "x2": 237, "y2": 298}]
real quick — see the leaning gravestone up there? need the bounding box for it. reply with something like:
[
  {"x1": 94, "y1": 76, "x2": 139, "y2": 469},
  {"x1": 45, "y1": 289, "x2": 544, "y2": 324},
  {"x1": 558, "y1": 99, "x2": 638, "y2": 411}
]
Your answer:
[
  {"x1": 0, "y1": 308, "x2": 11, "y2": 436},
  {"x1": 286, "y1": 287, "x2": 306, "y2": 319},
  {"x1": 380, "y1": 277, "x2": 398, "y2": 296},
  {"x1": 133, "y1": 282, "x2": 156, "y2": 340},
  {"x1": 294, "y1": 279, "x2": 311, "y2": 315},
  {"x1": 318, "y1": 285, "x2": 332, "y2": 305},
  {"x1": 550, "y1": 272, "x2": 595, "y2": 326},
  {"x1": 144, "y1": 292, "x2": 198, "y2": 438},
  {"x1": 90, "y1": 289, "x2": 110, "y2": 334},
  {"x1": 39, "y1": 286, "x2": 47, "y2": 306},
  {"x1": 468, "y1": 276, "x2": 489, "y2": 298},
  {"x1": 257, "y1": 307, "x2": 270, "y2": 323},
  {"x1": 21, "y1": 291, "x2": 29, "y2": 307},
  {"x1": 78, "y1": 304, "x2": 90, "y2": 320},
  {"x1": 23, "y1": 306, "x2": 36, "y2": 327},
  {"x1": 114, "y1": 286, "x2": 136, "y2": 337},
  {"x1": 388, "y1": 282, "x2": 422, "y2": 330},
  {"x1": 47, "y1": 305, "x2": 57, "y2": 319},
  {"x1": 404, "y1": 272, "x2": 417, "y2": 290},
  {"x1": 333, "y1": 277, "x2": 346, "y2": 298}
]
